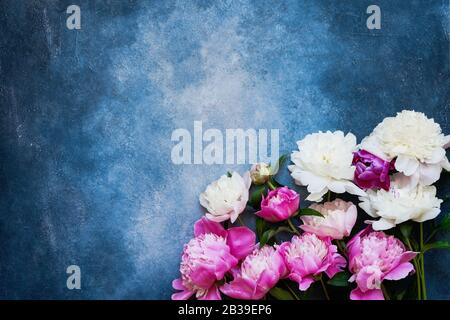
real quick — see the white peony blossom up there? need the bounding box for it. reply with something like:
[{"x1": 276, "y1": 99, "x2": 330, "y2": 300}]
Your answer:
[
  {"x1": 289, "y1": 131, "x2": 366, "y2": 202},
  {"x1": 199, "y1": 171, "x2": 251, "y2": 223},
  {"x1": 361, "y1": 110, "x2": 450, "y2": 186},
  {"x1": 359, "y1": 173, "x2": 442, "y2": 230}
]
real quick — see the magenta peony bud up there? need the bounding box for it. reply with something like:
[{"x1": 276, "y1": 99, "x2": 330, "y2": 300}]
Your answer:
[
  {"x1": 255, "y1": 187, "x2": 300, "y2": 222},
  {"x1": 352, "y1": 150, "x2": 394, "y2": 191}
]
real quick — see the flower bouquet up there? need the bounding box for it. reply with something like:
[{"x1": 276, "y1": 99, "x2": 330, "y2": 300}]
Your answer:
[{"x1": 172, "y1": 110, "x2": 450, "y2": 300}]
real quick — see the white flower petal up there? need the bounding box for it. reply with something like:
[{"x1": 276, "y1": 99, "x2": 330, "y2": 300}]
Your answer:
[
  {"x1": 441, "y1": 157, "x2": 450, "y2": 171},
  {"x1": 443, "y1": 135, "x2": 450, "y2": 149},
  {"x1": 306, "y1": 188, "x2": 328, "y2": 202},
  {"x1": 343, "y1": 181, "x2": 366, "y2": 197},
  {"x1": 418, "y1": 163, "x2": 442, "y2": 186},
  {"x1": 299, "y1": 171, "x2": 329, "y2": 193},
  {"x1": 358, "y1": 200, "x2": 376, "y2": 217},
  {"x1": 413, "y1": 208, "x2": 441, "y2": 223},
  {"x1": 370, "y1": 218, "x2": 396, "y2": 231},
  {"x1": 395, "y1": 154, "x2": 419, "y2": 176}
]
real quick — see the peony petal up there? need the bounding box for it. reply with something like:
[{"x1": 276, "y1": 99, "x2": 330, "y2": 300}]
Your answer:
[
  {"x1": 395, "y1": 155, "x2": 419, "y2": 176},
  {"x1": 418, "y1": 163, "x2": 442, "y2": 186},
  {"x1": 299, "y1": 171, "x2": 329, "y2": 193},
  {"x1": 306, "y1": 188, "x2": 328, "y2": 202},
  {"x1": 413, "y1": 208, "x2": 441, "y2": 223},
  {"x1": 298, "y1": 276, "x2": 315, "y2": 291},
  {"x1": 350, "y1": 288, "x2": 384, "y2": 300},
  {"x1": 172, "y1": 278, "x2": 186, "y2": 291},
  {"x1": 172, "y1": 290, "x2": 194, "y2": 300},
  {"x1": 220, "y1": 277, "x2": 257, "y2": 300},
  {"x1": 194, "y1": 217, "x2": 227, "y2": 237},
  {"x1": 343, "y1": 181, "x2": 366, "y2": 197},
  {"x1": 441, "y1": 157, "x2": 450, "y2": 171},
  {"x1": 384, "y1": 262, "x2": 415, "y2": 281},
  {"x1": 428, "y1": 147, "x2": 445, "y2": 164},
  {"x1": 369, "y1": 218, "x2": 396, "y2": 231},
  {"x1": 226, "y1": 227, "x2": 256, "y2": 260},
  {"x1": 199, "y1": 285, "x2": 222, "y2": 300},
  {"x1": 444, "y1": 135, "x2": 450, "y2": 149},
  {"x1": 205, "y1": 212, "x2": 230, "y2": 223}
]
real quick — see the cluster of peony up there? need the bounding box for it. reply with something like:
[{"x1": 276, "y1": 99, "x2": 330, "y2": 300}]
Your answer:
[{"x1": 172, "y1": 110, "x2": 449, "y2": 300}]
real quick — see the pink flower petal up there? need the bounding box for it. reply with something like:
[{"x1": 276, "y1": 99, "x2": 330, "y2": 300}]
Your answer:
[
  {"x1": 220, "y1": 277, "x2": 256, "y2": 300},
  {"x1": 384, "y1": 262, "x2": 415, "y2": 281},
  {"x1": 350, "y1": 288, "x2": 384, "y2": 300},
  {"x1": 194, "y1": 217, "x2": 227, "y2": 237},
  {"x1": 226, "y1": 226, "x2": 256, "y2": 260},
  {"x1": 199, "y1": 285, "x2": 222, "y2": 300},
  {"x1": 171, "y1": 290, "x2": 194, "y2": 300}
]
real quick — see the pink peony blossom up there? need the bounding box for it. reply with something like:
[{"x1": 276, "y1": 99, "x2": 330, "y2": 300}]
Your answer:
[
  {"x1": 278, "y1": 233, "x2": 346, "y2": 291},
  {"x1": 300, "y1": 199, "x2": 357, "y2": 240},
  {"x1": 255, "y1": 187, "x2": 300, "y2": 222},
  {"x1": 220, "y1": 246, "x2": 287, "y2": 300},
  {"x1": 172, "y1": 217, "x2": 256, "y2": 300},
  {"x1": 347, "y1": 226, "x2": 417, "y2": 300}
]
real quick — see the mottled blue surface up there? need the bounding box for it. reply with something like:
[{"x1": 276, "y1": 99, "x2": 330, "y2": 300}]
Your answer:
[{"x1": 0, "y1": 0, "x2": 449, "y2": 299}]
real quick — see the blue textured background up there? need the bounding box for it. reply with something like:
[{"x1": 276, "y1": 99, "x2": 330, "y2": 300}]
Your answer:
[{"x1": 0, "y1": 0, "x2": 449, "y2": 299}]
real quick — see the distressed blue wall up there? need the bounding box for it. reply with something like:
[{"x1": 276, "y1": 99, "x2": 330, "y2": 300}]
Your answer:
[{"x1": 0, "y1": 0, "x2": 449, "y2": 299}]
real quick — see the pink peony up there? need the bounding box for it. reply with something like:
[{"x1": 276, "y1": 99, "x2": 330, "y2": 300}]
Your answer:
[
  {"x1": 220, "y1": 246, "x2": 287, "y2": 300},
  {"x1": 300, "y1": 199, "x2": 357, "y2": 240},
  {"x1": 278, "y1": 233, "x2": 346, "y2": 291},
  {"x1": 172, "y1": 217, "x2": 256, "y2": 300},
  {"x1": 255, "y1": 187, "x2": 300, "y2": 222},
  {"x1": 347, "y1": 226, "x2": 417, "y2": 300}
]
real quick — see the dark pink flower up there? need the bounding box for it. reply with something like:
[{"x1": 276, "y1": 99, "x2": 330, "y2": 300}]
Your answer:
[
  {"x1": 352, "y1": 150, "x2": 394, "y2": 191},
  {"x1": 256, "y1": 187, "x2": 300, "y2": 222}
]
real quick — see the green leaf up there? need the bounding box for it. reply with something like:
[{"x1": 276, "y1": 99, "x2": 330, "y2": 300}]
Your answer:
[
  {"x1": 423, "y1": 241, "x2": 450, "y2": 252},
  {"x1": 271, "y1": 154, "x2": 288, "y2": 175},
  {"x1": 438, "y1": 212, "x2": 450, "y2": 230},
  {"x1": 259, "y1": 226, "x2": 291, "y2": 247},
  {"x1": 269, "y1": 177, "x2": 284, "y2": 188},
  {"x1": 327, "y1": 271, "x2": 351, "y2": 287},
  {"x1": 249, "y1": 185, "x2": 266, "y2": 209},
  {"x1": 400, "y1": 223, "x2": 413, "y2": 239},
  {"x1": 298, "y1": 208, "x2": 324, "y2": 218},
  {"x1": 227, "y1": 171, "x2": 232, "y2": 177},
  {"x1": 256, "y1": 217, "x2": 267, "y2": 240},
  {"x1": 259, "y1": 229, "x2": 276, "y2": 247},
  {"x1": 269, "y1": 287, "x2": 295, "y2": 300}
]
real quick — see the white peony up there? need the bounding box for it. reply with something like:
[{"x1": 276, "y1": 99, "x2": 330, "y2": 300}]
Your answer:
[
  {"x1": 289, "y1": 131, "x2": 366, "y2": 202},
  {"x1": 199, "y1": 171, "x2": 251, "y2": 223},
  {"x1": 359, "y1": 173, "x2": 442, "y2": 231},
  {"x1": 361, "y1": 110, "x2": 450, "y2": 186}
]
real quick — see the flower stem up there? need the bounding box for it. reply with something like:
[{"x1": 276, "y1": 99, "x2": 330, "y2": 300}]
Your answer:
[
  {"x1": 287, "y1": 218, "x2": 300, "y2": 235},
  {"x1": 284, "y1": 281, "x2": 301, "y2": 300},
  {"x1": 327, "y1": 190, "x2": 331, "y2": 202},
  {"x1": 413, "y1": 258, "x2": 422, "y2": 300},
  {"x1": 267, "y1": 180, "x2": 276, "y2": 190},
  {"x1": 336, "y1": 240, "x2": 346, "y2": 254},
  {"x1": 403, "y1": 235, "x2": 422, "y2": 300},
  {"x1": 419, "y1": 223, "x2": 427, "y2": 300},
  {"x1": 319, "y1": 276, "x2": 330, "y2": 300},
  {"x1": 381, "y1": 284, "x2": 390, "y2": 300}
]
